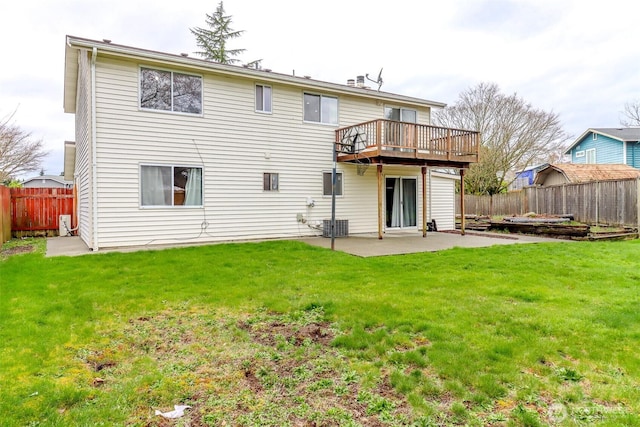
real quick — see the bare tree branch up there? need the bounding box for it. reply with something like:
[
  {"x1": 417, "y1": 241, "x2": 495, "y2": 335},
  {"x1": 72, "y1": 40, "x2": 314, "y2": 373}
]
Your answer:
[
  {"x1": 435, "y1": 83, "x2": 570, "y2": 195},
  {"x1": 620, "y1": 100, "x2": 640, "y2": 127},
  {"x1": 0, "y1": 110, "x2": 49, "y2": 182}
]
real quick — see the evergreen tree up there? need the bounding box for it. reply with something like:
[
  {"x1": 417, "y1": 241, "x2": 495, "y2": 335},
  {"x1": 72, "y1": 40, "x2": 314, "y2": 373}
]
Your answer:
[{"x1": 190, "y1": 2, "x2": 245, "y2": 64}]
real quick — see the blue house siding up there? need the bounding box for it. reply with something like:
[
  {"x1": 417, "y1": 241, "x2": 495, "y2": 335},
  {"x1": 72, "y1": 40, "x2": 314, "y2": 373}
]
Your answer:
[
  {"x1": 628, "y1": 142, "x2": 640, "y2": 168},
  {"x1": 570, "y1": 133, "x2": 623, "y2": 164}
]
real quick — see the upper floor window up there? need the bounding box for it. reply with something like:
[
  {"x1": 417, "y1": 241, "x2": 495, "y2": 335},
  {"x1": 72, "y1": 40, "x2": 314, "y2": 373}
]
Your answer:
[
  {"x1": 255, "y1": 84, "x2": 272, "y2": 113},
  {"x1": 304, "y1": 93, "x2": 338, "y2": 124},
  {"x1": 141, "y1": 165, "x2": 203, "y2": 207},
  {"x1": 140, "y1": 68, "x2": 202, "y2": 114},
  {"x1": 384, "y1": 107, "x2": 417, "y2": 123}
]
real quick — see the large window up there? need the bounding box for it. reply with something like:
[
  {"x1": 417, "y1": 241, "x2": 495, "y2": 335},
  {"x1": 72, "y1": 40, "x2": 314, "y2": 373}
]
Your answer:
[
  {"x1": 384, "y1": 107, "x2": 417, "y2": 123},
  {"x1": 140, "y1": 68, "x2": 202, "y2": 114},
  {"x1": 323, "y1": 171, "x2": 343, "y2": 196},
  {"x1": 304, "y1": 93, "x2": 338, "y2": 124},
  {"x1": 141, "y1": 165, "x2": 203, "y2": 207},
  {"x1": 586, "y1": 148, "x2": 596, "y2": 164},
  {"x1": 255, "y1": 84, "x2": 272, "y2": 113}
]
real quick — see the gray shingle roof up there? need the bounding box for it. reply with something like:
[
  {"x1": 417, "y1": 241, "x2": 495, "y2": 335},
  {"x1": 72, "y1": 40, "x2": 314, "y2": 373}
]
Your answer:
[{"x1": 591, "y1": 128, "x2": 640, "y2": 141}]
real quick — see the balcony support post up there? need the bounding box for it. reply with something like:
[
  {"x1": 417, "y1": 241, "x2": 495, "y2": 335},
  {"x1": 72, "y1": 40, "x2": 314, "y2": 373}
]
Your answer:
[
  {"x1": 422, "y1": 166, "x2": 427, "y2": 238},
  {"x1": 377, "y1": 164, "x2": 383, "y2": 239},
  {"x1": 460, "y1": 168, "x2": 466, "y2": 236}
]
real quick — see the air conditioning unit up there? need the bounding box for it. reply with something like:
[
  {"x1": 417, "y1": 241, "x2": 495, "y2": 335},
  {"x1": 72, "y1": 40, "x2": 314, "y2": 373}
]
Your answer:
[
  {"x1": 322, "y1": 219, "x2": 349, "y2": 238},
  {"x1": 59, "y1": 215, "x2": 72, "y2": 236}
]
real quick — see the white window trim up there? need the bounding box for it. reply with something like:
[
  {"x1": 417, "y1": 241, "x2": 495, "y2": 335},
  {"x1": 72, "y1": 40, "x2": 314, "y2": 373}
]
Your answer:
[
  {"x1": 586, "y1": 148, "x2": 596, "y2": 164},
  {"x1": 303, "y1": 93, "x2": 339, "y2": 126},
  {"x1": 592, "y1": 133, "x2": 598, "y2": 140},
  {"x1": 139, "y1": 66, "x2": 204, "y2": 116},
  {"x1": 575, "y1": 150, "x2": 585, "y2": 158},
  {"x1": 139, "y1": 163, "x2": 204, "y2": 208},
  {"x1": 263, "y1": 172, "x2": 279, "y2": 192},
  {"x1": 255, "y1": 84, "x2": 272, "y2": 114},
  {"x1": 322, "y1": 170, "x2": 344, "y2": 197},
  {"x1": 384, "y1": 106, "x2": 418, "y2": 123}
]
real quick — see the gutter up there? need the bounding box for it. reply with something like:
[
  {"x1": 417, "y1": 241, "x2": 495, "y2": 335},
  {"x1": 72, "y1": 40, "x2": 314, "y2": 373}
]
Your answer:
[
  {"x1": 91, "y1": 46, "x2": 99, "y2": 251},
  {"x1": 66, "y1": 36, "x2": 446, "y2": 109}
]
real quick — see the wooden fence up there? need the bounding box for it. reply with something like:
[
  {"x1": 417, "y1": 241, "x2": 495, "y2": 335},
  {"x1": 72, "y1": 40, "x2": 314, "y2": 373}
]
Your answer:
[
  {"x1": 0, "y1": 186, "x2": 10, "y2": 244},
  {"x1": 456, "y1": 179, "x2": 640, "y2": 227},
  {"x1": 10, "y1": 188, "x2": 75, "y2": 238}
]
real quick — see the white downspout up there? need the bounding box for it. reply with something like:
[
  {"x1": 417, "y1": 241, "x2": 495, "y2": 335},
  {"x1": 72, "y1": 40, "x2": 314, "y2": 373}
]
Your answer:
[{"x1": 91, "y1": 47, "x2": 99, "y2": 251}]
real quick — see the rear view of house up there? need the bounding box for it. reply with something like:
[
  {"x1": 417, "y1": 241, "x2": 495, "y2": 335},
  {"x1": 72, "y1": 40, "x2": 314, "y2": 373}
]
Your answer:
[{"x1": 63, "y1": 36, "x2": 479, "y2": 250}]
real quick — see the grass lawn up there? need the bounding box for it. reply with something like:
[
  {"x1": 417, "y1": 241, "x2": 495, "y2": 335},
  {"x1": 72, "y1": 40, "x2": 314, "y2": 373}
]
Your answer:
[{"x1": 1, "y1": 237, "x2": 639, "y2": 426}]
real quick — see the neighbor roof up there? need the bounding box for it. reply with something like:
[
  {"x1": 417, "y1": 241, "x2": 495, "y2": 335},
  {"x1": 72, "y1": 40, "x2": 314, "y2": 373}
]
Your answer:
[
  {"x1": 64, "y1": 35, "x2": 447, "y2": 114},
  {"x1": 23, "y1": 175, "x2": 73, "y2": 185},
  {"x1": 534, "y1": 163, "x2": 640, "y2": 184},
  {"x1": 564, "y1": 127, "x2": 640, "y2": 154}
]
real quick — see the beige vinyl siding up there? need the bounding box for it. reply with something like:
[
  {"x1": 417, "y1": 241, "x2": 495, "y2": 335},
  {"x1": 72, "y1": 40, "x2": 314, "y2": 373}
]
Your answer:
[
  {"x1": 429, "y1": 173, "x2": 456, "y2": 231},
  {"x1": 75, "y1": 50, "x2": 93, "y2": 248},
  {"x1": 90, "y1": 56, "x2": 436, "y2": 248}
]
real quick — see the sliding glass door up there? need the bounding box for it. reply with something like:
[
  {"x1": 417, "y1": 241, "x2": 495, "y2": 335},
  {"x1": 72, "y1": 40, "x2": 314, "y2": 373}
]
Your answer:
[{"x1": 385, "y1": 177, "x2": 417, "y2": 228}]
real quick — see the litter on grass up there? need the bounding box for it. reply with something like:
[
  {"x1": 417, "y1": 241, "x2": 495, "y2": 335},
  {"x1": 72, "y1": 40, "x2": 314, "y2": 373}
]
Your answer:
[{"x1": 155, "y1": 405, "x2": 191, "y2": 419}]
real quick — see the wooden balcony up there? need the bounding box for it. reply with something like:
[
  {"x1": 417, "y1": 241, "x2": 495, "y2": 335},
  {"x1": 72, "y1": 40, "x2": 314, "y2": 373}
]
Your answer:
[{"x1": 335, "y1": 120, "x2": 480, "y2": 168}]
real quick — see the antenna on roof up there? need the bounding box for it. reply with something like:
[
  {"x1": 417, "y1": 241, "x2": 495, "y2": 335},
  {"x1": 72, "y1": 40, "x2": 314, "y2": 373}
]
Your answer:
[{"x1": 365, "y1": 68, "x2": 384, "y2": 91}]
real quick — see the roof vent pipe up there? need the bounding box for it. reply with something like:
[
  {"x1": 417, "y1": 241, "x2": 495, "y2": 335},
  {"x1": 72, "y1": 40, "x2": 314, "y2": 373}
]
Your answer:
[{"x1": 356, "y1": 75, "x2": 365, "y2": 87}]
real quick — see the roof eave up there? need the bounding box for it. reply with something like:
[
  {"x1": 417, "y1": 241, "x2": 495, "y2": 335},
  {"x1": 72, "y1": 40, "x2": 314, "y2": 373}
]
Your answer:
[
  {"x1": 63, "y1": 37, "x2": 80, "y2": 113},
  {"x1": 64, "y1": 35, "x2": 447, "y2": 110},
  {"x1": 564, "y1": 128, "x2": 595, "y2": 154}
]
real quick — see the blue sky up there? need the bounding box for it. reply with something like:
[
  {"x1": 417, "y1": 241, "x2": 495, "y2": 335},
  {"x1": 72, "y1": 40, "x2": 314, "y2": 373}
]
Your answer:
[{"x1": 1, "y1": 0, "x2": 638, "y2": 178}]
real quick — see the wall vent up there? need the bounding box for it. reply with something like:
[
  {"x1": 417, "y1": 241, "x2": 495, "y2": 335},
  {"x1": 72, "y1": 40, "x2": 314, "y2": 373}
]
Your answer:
[{"x1": 322, "y1": 219, "x2": 349, "y2": 238}]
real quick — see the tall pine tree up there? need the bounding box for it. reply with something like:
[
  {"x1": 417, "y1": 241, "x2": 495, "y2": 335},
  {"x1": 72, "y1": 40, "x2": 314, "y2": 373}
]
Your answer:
[{"x1": 190, "y1": 2, "x2": 245, "y2": 64}]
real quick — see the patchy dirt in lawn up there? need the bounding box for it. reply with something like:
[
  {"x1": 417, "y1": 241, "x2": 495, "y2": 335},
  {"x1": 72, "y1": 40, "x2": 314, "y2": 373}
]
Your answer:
[
  {"x1": 1, "y1": 244, "x2": 35, "y2": 258},
  {"x1": 81, "y1": 307, "x2": 419, "y2": 426}
]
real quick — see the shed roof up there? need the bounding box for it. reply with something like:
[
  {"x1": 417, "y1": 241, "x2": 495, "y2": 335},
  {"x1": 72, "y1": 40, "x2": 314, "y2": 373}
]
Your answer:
[{"x1": 534, "y1": 163, "x2": 640, "y2": 184}]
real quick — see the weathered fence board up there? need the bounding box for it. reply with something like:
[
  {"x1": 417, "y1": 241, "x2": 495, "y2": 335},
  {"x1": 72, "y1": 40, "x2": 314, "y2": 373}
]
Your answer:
[
  {"x1": 10, "y1": 188, "x2": 75, "y2": 237},
  {"x1": 0, "y1": 186, "x2": 10, "y2": 244},
  {"x1": 457, "y1": 179, "x2": 639, "y2": 226}
]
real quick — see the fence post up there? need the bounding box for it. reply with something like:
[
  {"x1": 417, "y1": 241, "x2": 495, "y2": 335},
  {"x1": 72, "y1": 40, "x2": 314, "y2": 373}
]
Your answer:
[
  {"x1": 595, "y1": 181, "x2": 600, "y2": 225},
  {"x1": 637, "y1": 177, "x2": 640, "y2": 233}
]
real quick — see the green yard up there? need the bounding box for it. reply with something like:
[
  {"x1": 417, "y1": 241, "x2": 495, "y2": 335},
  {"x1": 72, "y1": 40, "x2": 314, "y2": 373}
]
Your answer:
[{"x1": 1, "y1": 238, "x2": 639, "y2": 426}]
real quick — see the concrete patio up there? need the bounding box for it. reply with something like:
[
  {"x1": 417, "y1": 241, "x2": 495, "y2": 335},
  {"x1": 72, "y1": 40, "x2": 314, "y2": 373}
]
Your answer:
[{"x1": 46, "y1": 231, "x2": 565, "y2": 258}]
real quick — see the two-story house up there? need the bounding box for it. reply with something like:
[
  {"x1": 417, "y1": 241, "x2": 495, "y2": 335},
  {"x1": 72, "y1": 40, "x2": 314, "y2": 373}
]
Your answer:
[
  {"x1": 564, "y1": 128, "x2": 640, "y2": 167},
  {"x1": 63, "y1": 36, "x2": 479, "y2": 250}
]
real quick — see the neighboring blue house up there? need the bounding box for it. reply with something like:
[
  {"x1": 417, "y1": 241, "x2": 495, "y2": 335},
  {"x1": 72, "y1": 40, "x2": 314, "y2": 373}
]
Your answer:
[{"x1": 564, "y1": 128, "x2": 640, "y2": 168}]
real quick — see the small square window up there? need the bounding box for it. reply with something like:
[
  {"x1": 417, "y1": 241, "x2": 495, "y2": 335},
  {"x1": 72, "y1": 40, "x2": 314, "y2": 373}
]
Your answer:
[
  {"x1": 263, "y1": 172, "x2": 279, "y2": 191},
  {"x1": 323, "y1": 171, "x2": 343, "y2": 196},
  {"x1": 256, "y1": 84, "x2": 272, "y2": 113}
]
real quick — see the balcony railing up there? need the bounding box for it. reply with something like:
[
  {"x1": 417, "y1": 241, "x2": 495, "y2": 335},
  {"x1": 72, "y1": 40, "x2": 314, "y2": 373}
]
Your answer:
[{"x1": 335, "y1": 120, "x2": 480, "y2": 165}]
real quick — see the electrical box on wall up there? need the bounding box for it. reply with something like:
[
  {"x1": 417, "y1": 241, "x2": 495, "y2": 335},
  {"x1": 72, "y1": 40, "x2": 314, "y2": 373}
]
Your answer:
[{"x1": 59, "y1": 215, "x2": 71, "y2": 236}]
